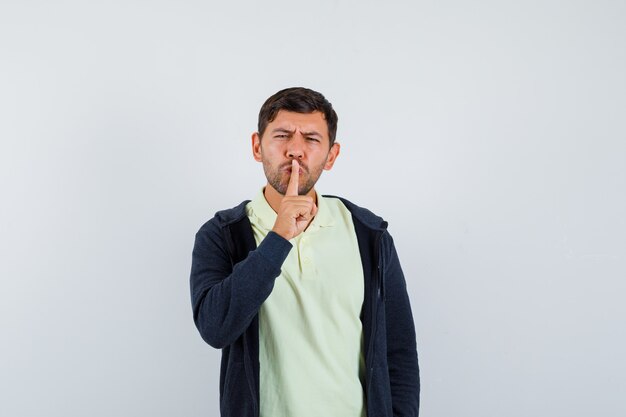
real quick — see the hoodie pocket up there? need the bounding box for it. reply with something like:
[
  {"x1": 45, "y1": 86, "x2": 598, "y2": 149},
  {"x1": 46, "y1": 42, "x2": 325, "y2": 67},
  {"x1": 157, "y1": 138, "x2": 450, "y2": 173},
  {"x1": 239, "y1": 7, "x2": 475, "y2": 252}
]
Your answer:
[{"x1": 369, "y1": 364, "x2": 393, "y2": 416}]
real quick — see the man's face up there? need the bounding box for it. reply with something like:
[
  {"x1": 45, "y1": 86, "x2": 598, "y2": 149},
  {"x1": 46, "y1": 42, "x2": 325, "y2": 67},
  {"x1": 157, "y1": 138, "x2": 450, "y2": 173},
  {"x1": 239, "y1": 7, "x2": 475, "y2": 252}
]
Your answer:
[{"x1": 252, "y1": 110, "x2": 340, "y2": 196}]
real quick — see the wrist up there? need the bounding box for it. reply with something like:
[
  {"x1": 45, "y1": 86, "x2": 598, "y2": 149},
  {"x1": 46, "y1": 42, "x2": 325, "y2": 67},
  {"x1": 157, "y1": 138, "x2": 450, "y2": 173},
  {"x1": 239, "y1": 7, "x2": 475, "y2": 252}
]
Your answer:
[{"x1": 271, "y1": 226, "x2": 292, "y2": 241}]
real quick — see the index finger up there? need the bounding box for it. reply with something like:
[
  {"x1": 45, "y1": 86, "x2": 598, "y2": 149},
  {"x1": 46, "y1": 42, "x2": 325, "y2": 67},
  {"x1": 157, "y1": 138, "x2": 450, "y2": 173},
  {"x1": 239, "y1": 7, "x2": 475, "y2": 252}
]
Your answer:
[{"x1": 286, "y1": 159, "x2": 300, "y2": 196}]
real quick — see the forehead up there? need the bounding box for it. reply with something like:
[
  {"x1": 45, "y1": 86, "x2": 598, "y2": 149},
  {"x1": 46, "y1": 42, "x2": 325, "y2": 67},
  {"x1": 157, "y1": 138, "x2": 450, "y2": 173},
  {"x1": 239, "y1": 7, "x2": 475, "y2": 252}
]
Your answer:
[{"x1": 268, "y1": 110, "x2": 328, "y2": 136}]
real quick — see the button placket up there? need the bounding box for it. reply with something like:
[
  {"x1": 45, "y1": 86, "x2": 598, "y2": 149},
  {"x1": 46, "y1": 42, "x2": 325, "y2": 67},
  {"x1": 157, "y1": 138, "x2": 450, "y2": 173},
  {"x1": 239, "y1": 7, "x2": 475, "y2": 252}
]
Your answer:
[{"x1": 298, "y1": 234, "x2": 314, "y2": 276}]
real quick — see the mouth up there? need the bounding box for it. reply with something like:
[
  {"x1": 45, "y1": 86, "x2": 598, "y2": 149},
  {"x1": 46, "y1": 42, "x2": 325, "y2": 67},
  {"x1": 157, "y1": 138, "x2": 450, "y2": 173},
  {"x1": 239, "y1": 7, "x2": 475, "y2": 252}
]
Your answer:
[{"x1": 283, "y1": 164, "x2": 305, "y2": 174}]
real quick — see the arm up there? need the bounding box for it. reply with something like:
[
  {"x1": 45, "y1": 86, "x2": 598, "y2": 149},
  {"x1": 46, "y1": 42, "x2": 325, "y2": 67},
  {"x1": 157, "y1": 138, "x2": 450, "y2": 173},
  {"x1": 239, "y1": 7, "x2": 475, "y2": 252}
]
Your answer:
[
  {"x1": 383, "y1": 233, "x2": 420, "y2": 416},
  {"x1": 190, "y1": 218, "x2": 292, "y2": 349},
  {"x1": 192, "y1": 164, "x2": 313, "y2": 349}
]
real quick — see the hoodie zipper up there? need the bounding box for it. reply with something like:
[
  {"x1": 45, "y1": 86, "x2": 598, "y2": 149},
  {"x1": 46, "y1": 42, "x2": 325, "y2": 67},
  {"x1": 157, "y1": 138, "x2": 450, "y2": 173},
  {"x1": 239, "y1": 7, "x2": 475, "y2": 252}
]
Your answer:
[
  {"x1": 366, "y1": 230, "x2": 384, "y2": 401},
  {"x1": 243, "y1": 334, "x2": 258, "y2": 417},
  {"x1": 224, "y1": 223, "x2": 258, "y2": 417}
]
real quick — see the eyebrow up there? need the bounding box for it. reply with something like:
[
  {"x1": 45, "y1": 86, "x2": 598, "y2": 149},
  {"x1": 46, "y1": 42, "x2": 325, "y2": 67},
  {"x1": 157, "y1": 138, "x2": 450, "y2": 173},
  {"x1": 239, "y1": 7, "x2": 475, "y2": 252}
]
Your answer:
[
  {"x1": 271, "y1": 128, "x2": 294, "y2": 135},
  {"x1": 301, "y1": 131, "x2": 322, "y2": 138},
  {"x1": 270, "y1": 128, "x2": 323, "y2": 138}
]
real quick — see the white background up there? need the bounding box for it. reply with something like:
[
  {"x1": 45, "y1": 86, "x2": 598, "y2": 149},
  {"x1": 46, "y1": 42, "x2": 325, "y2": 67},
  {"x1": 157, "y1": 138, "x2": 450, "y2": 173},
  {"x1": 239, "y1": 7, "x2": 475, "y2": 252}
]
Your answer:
[{"x1": 1, "y1": 1, "x2": 625, "y2": 416}]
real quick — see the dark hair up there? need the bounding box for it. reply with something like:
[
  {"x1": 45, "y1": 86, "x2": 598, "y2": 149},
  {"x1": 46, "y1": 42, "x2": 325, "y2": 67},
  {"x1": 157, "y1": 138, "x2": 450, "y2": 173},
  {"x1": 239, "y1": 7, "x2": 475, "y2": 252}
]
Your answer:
[{"x1": 257, "y1": 87, "x2": 338, "y2": 147}]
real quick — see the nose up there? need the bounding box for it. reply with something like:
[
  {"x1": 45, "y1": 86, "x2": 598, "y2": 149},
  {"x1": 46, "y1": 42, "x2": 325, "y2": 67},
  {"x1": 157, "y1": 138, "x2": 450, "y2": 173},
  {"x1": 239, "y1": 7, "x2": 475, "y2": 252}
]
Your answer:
[{"x1": 286, "y1": 134, "x2": 305, "y2": 159}]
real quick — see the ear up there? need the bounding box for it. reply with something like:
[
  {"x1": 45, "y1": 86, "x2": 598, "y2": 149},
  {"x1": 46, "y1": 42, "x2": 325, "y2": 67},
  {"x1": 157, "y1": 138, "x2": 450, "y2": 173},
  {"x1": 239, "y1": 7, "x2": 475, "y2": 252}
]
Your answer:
[
  {"x1": 323, "y1": 142, "x2": 341, "y2": 170},
  {"x1": 252, "y1": 132, "x2": 262, "y2": 162}
]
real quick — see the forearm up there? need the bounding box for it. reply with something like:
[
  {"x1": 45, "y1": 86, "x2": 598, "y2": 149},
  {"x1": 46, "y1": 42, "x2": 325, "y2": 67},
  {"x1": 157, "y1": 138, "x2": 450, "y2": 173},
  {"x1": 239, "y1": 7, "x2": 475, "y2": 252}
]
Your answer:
[{"x1": 190, "y1": 225, "x2": 292, "y2": 348}]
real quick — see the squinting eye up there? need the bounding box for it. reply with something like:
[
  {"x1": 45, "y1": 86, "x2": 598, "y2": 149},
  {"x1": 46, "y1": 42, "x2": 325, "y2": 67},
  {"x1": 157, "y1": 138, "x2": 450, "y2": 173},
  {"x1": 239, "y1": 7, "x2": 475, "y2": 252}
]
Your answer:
[{"x1": 306, "y1": 137, "x2": 320, "y2": 142}]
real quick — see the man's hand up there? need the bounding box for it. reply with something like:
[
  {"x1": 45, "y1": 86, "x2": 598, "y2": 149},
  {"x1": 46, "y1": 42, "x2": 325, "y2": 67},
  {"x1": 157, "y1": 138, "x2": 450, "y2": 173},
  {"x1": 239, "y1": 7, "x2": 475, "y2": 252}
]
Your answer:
[{"x1": 272, "y1": 160, "x2": 318, "y2": 240}]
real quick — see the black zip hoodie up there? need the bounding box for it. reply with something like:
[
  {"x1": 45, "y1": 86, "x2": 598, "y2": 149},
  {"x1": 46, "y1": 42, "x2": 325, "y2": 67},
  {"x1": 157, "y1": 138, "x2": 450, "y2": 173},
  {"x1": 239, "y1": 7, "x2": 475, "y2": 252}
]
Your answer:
[{"x1": 190, "y1": 196, "x2": 420, "y2": 416}]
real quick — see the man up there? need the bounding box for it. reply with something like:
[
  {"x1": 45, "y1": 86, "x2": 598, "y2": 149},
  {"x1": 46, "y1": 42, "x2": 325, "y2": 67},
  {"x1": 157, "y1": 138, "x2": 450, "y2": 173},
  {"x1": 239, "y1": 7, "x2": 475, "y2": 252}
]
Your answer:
[{"x1": 190, "y1": 87, "x2": 420, "y2": 417}]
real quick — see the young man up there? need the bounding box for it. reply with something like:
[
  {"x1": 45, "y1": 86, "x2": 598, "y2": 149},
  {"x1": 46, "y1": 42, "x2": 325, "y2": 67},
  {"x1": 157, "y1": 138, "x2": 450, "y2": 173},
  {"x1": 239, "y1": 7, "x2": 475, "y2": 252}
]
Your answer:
[{"x1": 190, "y1": 87, "x2": 420, "y2": 417}]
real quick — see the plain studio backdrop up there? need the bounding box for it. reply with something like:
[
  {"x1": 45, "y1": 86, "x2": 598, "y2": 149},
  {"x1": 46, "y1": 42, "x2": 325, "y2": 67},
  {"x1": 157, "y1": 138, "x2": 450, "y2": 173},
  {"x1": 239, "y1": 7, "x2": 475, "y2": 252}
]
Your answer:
[{"x1": 1, "y1": 1, "x2": 624, "y2": 416}]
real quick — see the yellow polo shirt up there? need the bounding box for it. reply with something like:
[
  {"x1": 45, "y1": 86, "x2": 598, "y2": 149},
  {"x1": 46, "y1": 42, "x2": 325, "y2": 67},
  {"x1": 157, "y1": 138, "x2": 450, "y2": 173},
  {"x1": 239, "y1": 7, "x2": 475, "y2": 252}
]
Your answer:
[{"x1": 246, "y1": 188, "x2": 366, "y2": 417}]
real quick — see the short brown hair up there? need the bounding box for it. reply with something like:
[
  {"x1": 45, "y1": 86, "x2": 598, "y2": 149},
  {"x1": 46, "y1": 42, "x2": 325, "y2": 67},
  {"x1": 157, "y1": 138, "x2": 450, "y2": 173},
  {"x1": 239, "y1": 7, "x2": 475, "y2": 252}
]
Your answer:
[{"x1": 257, "y1": 87, "x2": 338, "y2": 147}]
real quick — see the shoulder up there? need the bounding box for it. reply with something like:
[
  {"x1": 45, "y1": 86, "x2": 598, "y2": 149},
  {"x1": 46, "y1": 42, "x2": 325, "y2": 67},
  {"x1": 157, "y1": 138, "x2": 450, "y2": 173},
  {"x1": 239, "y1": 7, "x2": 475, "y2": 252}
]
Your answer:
[
  {"x1": 193, "y1": 200, "x2": 251, "y2": 260},
  {"x1": 195, "y1": 200, "x2": 251, "y2": 241}
]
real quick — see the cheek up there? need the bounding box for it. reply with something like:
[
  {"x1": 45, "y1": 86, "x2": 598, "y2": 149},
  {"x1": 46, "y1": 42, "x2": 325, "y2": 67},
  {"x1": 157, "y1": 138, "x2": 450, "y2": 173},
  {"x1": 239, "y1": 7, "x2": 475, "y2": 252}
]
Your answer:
[{"x1": 263, "y1": 143, "x2": 284, "y2": 156}]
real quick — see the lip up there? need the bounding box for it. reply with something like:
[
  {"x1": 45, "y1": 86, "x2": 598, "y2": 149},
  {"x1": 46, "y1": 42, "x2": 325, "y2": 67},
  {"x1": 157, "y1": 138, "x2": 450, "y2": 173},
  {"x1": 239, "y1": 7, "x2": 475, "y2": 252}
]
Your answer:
[{"x1": 283, "y1": 165, "x2": 305, "y2": 174}]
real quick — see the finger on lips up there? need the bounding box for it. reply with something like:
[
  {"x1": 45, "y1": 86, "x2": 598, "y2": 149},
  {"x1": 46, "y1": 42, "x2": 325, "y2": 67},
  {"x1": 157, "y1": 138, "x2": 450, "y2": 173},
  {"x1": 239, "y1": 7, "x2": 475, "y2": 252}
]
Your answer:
[{"x1": 286, "y1": 160, "x2": 300, "y2": 196}]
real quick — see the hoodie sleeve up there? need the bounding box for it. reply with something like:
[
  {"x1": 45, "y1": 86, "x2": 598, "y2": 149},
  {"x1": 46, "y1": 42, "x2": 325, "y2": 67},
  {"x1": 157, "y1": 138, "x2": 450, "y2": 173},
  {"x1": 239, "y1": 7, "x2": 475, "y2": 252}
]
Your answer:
[
  {"x1": 383, "y1": 232, "x2": 421, "y2": 416},
  {"x1": 190, "y1": 217, "x2": 292, "y2": 349}
]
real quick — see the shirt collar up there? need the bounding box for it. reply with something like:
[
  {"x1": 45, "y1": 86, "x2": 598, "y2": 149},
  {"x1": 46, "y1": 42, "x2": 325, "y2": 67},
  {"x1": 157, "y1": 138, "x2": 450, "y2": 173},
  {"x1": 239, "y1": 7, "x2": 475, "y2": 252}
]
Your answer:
[
  {"x1": 247, "y1": 188, "x2": 277, "y2": 232},
  {"x1": 247, "y1": 187, "x2": 335, "y2": 233}
]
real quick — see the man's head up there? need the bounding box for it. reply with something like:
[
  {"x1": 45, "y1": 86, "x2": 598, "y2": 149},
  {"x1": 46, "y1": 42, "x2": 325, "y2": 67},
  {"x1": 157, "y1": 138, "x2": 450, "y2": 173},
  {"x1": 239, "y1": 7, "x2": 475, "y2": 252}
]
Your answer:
[
  {"x1": 252, "y1": 87, "x2": 340, "y2": 197},
  {"x1": 257, "y1": 87, "x2": 338, "y2": 148}
]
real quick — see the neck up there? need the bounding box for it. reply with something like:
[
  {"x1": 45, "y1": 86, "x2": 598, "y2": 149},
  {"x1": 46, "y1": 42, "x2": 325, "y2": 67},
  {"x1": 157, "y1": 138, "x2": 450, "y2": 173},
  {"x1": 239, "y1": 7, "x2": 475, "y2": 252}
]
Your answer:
[{"x1": 263, "y1": 184, "x2": 317, "y2": 213}]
